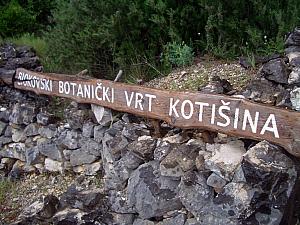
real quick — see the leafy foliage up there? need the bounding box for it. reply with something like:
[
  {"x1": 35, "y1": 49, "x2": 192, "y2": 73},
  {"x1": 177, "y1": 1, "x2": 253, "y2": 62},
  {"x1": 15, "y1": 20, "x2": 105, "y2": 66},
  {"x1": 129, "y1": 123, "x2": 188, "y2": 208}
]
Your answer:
[
  {"x1": 44, "y1": 0, "x2": 300, "y2": 79},
  {"x1": 0, "y1": 0, "x2": 55, "y2": 38},
  {"x1": 162, "y1": 41, "x2": 194, "y2": 68}
]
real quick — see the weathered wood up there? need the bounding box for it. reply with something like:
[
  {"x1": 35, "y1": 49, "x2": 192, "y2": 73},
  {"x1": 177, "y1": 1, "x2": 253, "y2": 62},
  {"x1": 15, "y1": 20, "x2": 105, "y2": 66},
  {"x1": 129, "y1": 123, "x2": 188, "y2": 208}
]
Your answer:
[{"x1": 14, "y1": 68, "x2": 300, "y2": 158}]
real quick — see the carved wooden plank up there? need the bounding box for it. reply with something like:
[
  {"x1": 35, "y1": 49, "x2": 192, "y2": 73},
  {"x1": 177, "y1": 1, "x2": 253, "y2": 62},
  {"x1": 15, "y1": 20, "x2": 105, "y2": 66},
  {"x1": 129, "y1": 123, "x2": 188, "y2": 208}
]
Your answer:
[{"x1": 14, "y1": 68, "x2": 300, "y2": 158}]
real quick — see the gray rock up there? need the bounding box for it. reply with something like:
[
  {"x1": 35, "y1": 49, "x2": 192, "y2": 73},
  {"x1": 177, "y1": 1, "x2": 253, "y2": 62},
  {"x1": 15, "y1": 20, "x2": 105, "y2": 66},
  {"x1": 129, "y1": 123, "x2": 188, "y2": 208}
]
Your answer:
[
  {"x1": 184, "y1": 218, "x2": 201, "y2": 225},
  {"x1": 122, "y1": 123, "x2": 150, "y2": 141},
  {"x1": 52, "y1": 208, "x2": 87, "y2": 225},
  {"x1": 127, "y1": 135, "x2": 157, "y2": 160},
  {"x1": 287, "y1": 52, "x2": 300, "y2": 67},
  {"x1": 285, "y1": 46, "x2": 300, "y2": 54},
  {"x1": 0, "y1": 143, "x2": 26, "y2": 161},
  {"x1": 91, "y1": 104, "x2": 112, "y2": 126},
  {"x1": 5, "y1": 56, "x2": 41, "y2": 70},
  {"x1": 160, "y1": 139, "x2": 204, "y2": 178},
  {"x1": 59, "y1": 186, "x2": 105, "y2": 210},
  {"x1": 12, "y1": 127, "x2": 26, "y2": 142},
  {"x1": 0, "y1": 157, "x2": 16, "y2": 173},
  {"x1": 102, "y1": 132, "x2": 142, "y2": 190},
  {"x1": 9, "y1": 103, "x2": 36, "y2": 125},
  {"x1": 243, "y1": 78, "x2": 285, "y2": 104},
  {"x1": 213, "y1": 182, "x2": 258, "y2": 220},
  {"x1": 36, "y1": 112, "x2": 53, "y2": 125},
  {"x1": 24, "y1": 123, "x2": 39, "y2": 137},
  {"x1": 285, "y1": 27, "x2": 300, "y2": 47},
  {"x1": 206, "y1": 172, "x2": 227, "y2": 191},
  {"x1": 25, "y1": 146, "x2": 43, "y2": 165},
  {"x1": 179, "y1": 172, "x2": 213, "y2": 217},
  {"x1": 4, "y1": 125, "x2": 12, "y2": 137},
  {"x1": 288, "y1": 67, "x2": 300, "y2": 84},
  {"x1": 80, "y1": 138, "x2": 102, "y2": 157},
  {"x1": 0, "y1": 136, "x2": 12, "y2": 147},
  {"x1": 70, "y1": 149, "x2": 98, "y2": 166},
  {"x1": 0, "y1": 108, "x2": 10, "y2": 122},
  {"x1": 93, "y1": 125, "x2": 107, "y2": 142},
  {"x1": 38, "y1": 124, "x2": 57, "y2": 139},
  {"x1": 108, "y1": 189, "x2": 135, "y2": 214},
  {"x1": 82, "y1": 122, "x2": 95, "y2": 138},
  {"x1": 65, "y1": 107, "x2": 91, "y2": 130},
  {"x1": 154, "y1": 139, "x2": 173, "y2": 162},
  {"x1": 127, "y1": 161, "x2": 182, "y2": 219},
  {"x1": 103, "y1": 132, "x2": 129, "y2": 161},
  {"x1": 8, "y1": 160, "x2": 25, "y2": 179},
  {"x1": 157, "y1": 213, "x2": 186, "y2": 225},
  {"x1": 111, "y1": 213, "x2": 135, "y2": 225},
  {"x1": 259, "y1": 59, "x2": 289, "y2": 84},
  {"x1": 38, "y1": 140, "x2": 62, "y2": 161},
  {"x1": 290, "y1": 87, "x2": 300, "y2": 110},
  {"x1": 15, "y1": 195, "x2": 59, "y2": 223},
  {"x1": 133, "y1": 219, "x2": 155, "y2": 225},
  {"x1": 205, "y1": 140, "x2": 246, "y2": 181},
  {"x1": 57, "y1": 130, "x2": 80, "y2": 150},
  {"x1": 0, "y1": 121, "x2": 7, "y2": 135}
]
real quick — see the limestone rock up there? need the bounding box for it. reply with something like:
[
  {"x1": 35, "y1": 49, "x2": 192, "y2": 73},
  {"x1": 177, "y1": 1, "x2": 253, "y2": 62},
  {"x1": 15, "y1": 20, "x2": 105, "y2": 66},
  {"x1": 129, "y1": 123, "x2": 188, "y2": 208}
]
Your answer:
[
  {"x1": 179, "y1": 172, "x2": 213, "y2": 217},
  {"x1": 44, "y1": 158, "x2": 63, "y2": 172},
  {"x1": 0, "y1": 121, "x2": 7, "y2": 135},
  {"x1": 38, "y1": 124, "x2": 57, "y2": 139},
  {"x1": 25, "y1": 146, "x2": 43, "y2": 165},
  {"x1": 288, "y1": 67, "x2": 300, "y2": 84},
  {"x1": 9, "y1": 103, "x2": 36, "y2": 125},
  {"x1": 259, "y1": 58, "x2": 289, "y2": 84},
  {"x1": 15, "y1": 195, "x2": 59, "y2": 223},
  {"x1": 205, "y1": 140, "x2": 246, "y2": 181},
  {"x1": 157, "y1": 213, "x2": 186, "y2": 225},
  {"x1": 70, "y1": 149, "x2": 98, "y2": 166},
  {"x1": 24, "y1": 123, "x2": 39, "y2": 137},
  {"x1": 91, "y1": 104, "x2": 112, "y2": 126},
  {"x1": 0, "y1": 143, "x2": 26, "y2": 161},
  {"x1": 38, "y1": 140, "x2": 62, "y2": 161},
  {"x1": 127, "y1": 161, "x2": 182, "y2": 219},
  {"x1": 127, "y1": 135, "x2": 157, "y2": 160},
  {"x1": 206, "y1": 172, "x2": 227, "y2": 192},
  {"x1": 285, "y1": 27, "x2": 300, "y2": 47},
  {"x1": 290, "y1": 87, "x2": 300, "y2": 110},
  {"x1": 82, "y1": 121, "x2": 95, "y2": 138}
]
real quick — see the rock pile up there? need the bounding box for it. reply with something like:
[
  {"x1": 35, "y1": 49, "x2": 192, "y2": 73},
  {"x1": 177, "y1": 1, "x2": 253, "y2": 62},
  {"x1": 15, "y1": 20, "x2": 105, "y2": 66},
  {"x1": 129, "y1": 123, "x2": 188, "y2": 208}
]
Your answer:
[
  {"x1": 242, "y1": 27, "x2": 300, "y2": 110},
  {"x1": 0, "y1": 43, "x2": 43, "y2": 83},
  {"x1": 0, "y1": 40, "x2": 300, "y2": 225}
]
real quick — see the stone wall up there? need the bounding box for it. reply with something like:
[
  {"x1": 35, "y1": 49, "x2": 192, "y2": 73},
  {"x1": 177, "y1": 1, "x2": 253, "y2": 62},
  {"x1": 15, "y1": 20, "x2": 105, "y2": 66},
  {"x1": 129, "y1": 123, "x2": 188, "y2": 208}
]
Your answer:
[{"x1": 0, "y1": 40, "x2": 300, "y2": 225}]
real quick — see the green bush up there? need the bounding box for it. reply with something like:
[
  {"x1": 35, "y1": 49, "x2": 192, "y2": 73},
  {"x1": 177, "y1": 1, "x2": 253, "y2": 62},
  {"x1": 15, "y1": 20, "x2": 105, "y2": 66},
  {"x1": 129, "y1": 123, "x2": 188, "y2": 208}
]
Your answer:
[
  {"x1": 0, "y1": 0, "x2": 55, "y2": 38},
  {"x1": 162, "y1": 41, "x2": 194, "y2": 68},
  {"x1": 44, "y1": 0, "x2": 300, "y2": 79},
  {"x1": 0, "y1": 0, "x2": 35, "y2": 38}
]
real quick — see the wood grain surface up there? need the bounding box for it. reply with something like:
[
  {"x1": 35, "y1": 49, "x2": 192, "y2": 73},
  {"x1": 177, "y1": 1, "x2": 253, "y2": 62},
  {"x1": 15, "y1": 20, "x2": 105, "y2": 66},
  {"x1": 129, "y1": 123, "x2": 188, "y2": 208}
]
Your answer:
[{"x1": 8, "y1": 68, "x2": 300, "y2": 158}]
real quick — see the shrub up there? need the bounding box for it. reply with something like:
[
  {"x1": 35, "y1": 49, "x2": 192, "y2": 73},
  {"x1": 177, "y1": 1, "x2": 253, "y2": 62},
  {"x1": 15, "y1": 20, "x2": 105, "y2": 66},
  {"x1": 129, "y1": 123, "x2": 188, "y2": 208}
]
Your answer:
[
  {"x1": 44, "y1": 0, "x2": 300, "y2": 79},
  {"x1": 0, "y1": 0, "x2": 55, "y2": 38},
  {"x1": 162, "y1": 41, "x2": 194, "y2": 68}
]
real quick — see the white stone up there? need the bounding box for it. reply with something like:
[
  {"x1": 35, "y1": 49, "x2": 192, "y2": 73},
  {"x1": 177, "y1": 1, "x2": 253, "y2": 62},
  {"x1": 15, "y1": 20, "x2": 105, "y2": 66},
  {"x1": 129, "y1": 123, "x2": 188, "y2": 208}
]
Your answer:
[
  {"x1": 91, "y1": 104, "x2": 112, "y2": 126},
  {"x1": 205, "y1": 140, "x2": 246, "y2": 181},
  {"x1": 290, "y1": 87, "x2": 300, "y2": 111},
  {"x1": 44, "y1": 158, "x2": 63, "y2": 172},
  {"x1": 288, "y1": 67, "x2": 300, "y2": 84}
]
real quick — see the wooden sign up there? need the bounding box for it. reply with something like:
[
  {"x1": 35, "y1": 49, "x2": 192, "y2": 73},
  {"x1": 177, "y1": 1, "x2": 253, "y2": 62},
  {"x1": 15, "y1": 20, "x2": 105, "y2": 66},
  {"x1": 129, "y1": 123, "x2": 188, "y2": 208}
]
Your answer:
[{"x1": 8, "y1": 68, "x2": 300, "y2": 158}]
